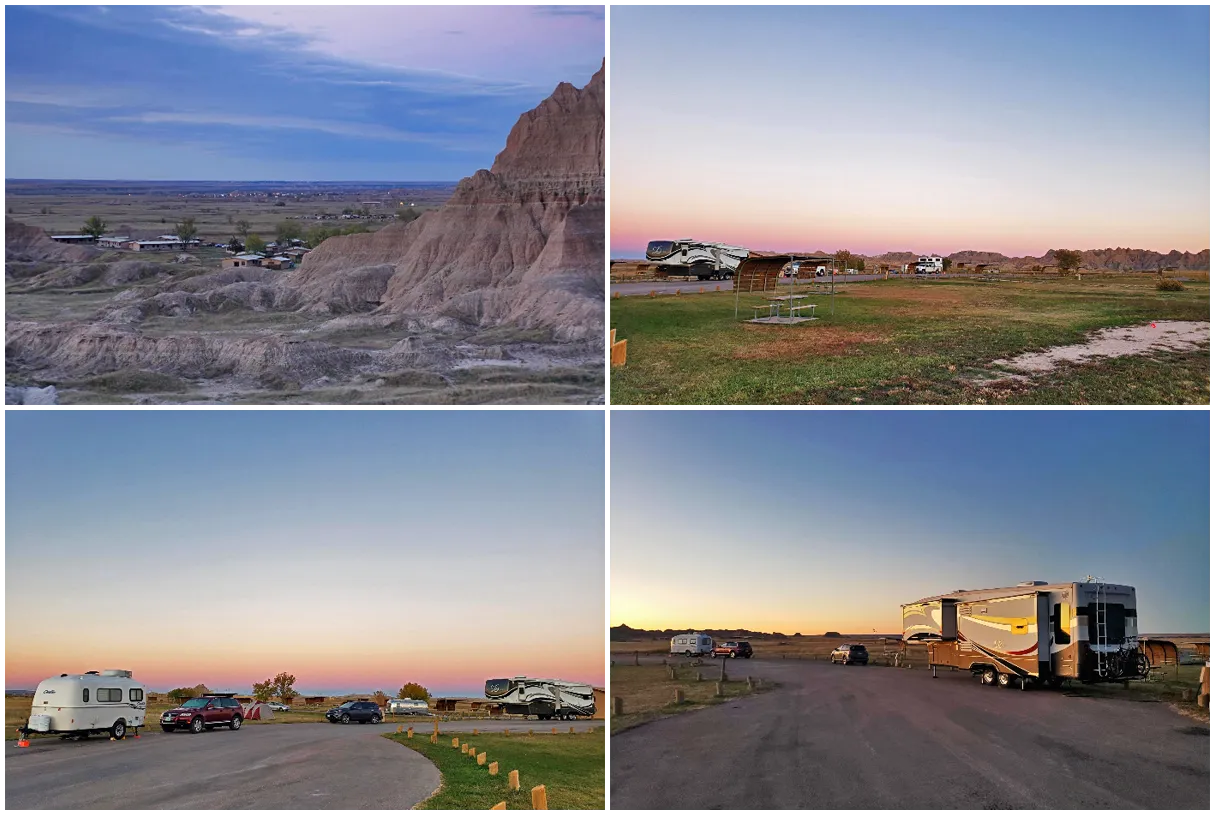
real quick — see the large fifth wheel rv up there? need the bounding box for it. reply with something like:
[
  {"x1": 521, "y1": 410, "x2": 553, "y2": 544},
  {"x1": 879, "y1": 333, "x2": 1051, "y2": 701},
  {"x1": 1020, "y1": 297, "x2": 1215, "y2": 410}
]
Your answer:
[
  {"x1": 484, "y1": 677, "x2": 596, "y2": 720},
  {"x1": 645, "y1": 239, "x2": 749, "y2": 280},
  {"x1": 902, "y1": 581, "x2": 1147, "y2": 690},
  {"x1": 22, "y1": 669, "x2": 146, "y2": 741}
]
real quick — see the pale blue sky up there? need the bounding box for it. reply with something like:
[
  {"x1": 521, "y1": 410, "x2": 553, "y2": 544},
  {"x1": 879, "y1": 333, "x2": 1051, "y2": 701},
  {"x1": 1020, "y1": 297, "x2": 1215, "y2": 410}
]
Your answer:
[
  {"x1": 612, "y1": 411, "x2": 1210, "y2": 635},
  {"x1": 7, "y1": 411, "x2": 605, "y2": 695},
  {"x1": 612, "y1": 6, "x2": 1210, "y2": 257}
]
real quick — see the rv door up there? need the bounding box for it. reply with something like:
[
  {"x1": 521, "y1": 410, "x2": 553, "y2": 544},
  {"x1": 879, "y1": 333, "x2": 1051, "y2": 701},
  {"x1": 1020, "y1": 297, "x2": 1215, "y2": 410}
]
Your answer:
[{"x1": 941, "y1": 600, "x2": 958, "y2": 641}]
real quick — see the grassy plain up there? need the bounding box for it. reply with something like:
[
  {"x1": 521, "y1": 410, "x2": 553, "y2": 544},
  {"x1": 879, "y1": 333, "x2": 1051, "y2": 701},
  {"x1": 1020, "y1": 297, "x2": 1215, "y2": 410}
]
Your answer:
[{"x1": 608, "y1": 662, "x2": 767, "y2": 734}]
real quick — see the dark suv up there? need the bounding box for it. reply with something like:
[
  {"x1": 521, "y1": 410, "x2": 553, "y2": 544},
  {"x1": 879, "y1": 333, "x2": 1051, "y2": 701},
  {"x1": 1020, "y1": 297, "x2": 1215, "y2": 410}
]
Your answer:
[
  {"x1": 161, "y1": 696, "x2": 243, "y2": 733},
  {"x1": 830, "y1": 644, "x2": 869, "y2": 665},
  {"x1": 713, "y1": 641, "x2": 754, "y2": 659},
  {"x1": 326, "y1": 701, "x2": 383, "y2": 724}
]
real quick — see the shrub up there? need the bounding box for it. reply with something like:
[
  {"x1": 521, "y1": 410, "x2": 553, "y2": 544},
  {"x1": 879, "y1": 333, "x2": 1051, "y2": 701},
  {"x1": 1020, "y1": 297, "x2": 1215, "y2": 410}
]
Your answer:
[
  {"x1": 1156, "y1": 277, "x2": 1185, "y2": 292},
  {"x1": 83, "y1": 370, "x2": 188, "y2": 393}
]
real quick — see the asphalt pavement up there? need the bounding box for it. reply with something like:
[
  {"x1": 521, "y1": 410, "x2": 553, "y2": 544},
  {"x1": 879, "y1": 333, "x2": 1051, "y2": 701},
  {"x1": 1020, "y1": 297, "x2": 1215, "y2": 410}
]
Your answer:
[
  {"x1": 5, "y1": 718, "x2": 597, "y2": 809},
  {"x1": 611, "y1": 658, "x2": 1209, "y2": 809}
]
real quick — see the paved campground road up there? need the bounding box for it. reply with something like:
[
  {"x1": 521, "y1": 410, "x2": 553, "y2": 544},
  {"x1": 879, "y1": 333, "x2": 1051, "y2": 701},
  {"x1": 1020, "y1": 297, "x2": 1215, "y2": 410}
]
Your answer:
[
  {"x1": 611, "y1": 658, "x2": 1209, "y2": 809},
  {"x1": 6, "y1": 719, "x2": 585, "y2": 809}
]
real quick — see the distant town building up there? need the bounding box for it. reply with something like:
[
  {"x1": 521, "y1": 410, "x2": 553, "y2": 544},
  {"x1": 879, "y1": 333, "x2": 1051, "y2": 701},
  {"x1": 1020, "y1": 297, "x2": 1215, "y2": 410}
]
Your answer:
[
  {"x1": 128, "y1": 238, "x2": 202, "y2": 252},
  {"x1": 49, "y1": 234, "x2": 97, "y2": 244},
  {"x1": 97, "y1": 236, "x2": 131, "y2": 248},
  {"x1": 221, "y1": 253, "x2": 264, "y2": 268}
]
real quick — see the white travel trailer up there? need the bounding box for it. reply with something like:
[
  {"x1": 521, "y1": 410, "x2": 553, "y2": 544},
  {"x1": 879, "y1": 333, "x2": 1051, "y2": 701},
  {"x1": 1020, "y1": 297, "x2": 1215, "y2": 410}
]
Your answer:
[
  {"x1": 23, "y1": 670, "x2": 146, "y2": 740},
  {"x1": 670, "y1": 632, "x2": 714, "y2": 656},
  {"x1": 388, "y1": 698, "x2": 430, "y2": 715}
]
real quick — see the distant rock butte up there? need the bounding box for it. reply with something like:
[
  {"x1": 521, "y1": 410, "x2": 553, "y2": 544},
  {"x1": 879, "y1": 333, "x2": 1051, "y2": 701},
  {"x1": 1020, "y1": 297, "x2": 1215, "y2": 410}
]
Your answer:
[{"x1": 286, "y1": 62, "x2": 605, "y2": 342}]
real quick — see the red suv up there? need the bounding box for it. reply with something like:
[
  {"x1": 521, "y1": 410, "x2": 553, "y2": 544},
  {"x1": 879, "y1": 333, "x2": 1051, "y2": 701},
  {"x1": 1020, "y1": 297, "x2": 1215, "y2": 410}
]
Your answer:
[
  {"x1": 161, "y1": 696, "x2": 243, "y2": 734},
  {"x1": 713, "y1": 641, "x2": 754, "y2": 659}
]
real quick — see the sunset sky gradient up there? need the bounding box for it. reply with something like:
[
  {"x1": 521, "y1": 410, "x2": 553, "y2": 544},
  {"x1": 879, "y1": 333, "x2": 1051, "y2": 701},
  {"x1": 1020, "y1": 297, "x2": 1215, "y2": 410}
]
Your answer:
[
  {"x1": 6, "y1": 411, "x2": 604, "y2": 696},
  {"x1": 611, "y1": 6, "x2": 1209, "y2": 258},
  {"x1": 611, "y1": 411, "x2": 1209, "y2": 635}
]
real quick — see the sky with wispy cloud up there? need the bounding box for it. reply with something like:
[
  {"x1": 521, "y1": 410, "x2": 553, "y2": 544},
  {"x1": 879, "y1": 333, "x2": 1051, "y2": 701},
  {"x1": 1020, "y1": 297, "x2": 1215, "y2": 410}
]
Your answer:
[{"x1": 6, "y1": 5, "x2": 604, "y2": 180}]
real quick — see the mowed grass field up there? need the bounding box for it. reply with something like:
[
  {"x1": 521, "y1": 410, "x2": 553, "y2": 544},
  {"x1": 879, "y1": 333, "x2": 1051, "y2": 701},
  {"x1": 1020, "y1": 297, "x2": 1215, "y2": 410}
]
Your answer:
[
  {"x1": 609, "y1": 275, "x2": 1210, "y2": 404},
  {"x1": 387, "y1": 728, "x2": 605, "y2": 809},
  {"x1": 608, "y1": 662, "x2": 767, "y2": 734}
]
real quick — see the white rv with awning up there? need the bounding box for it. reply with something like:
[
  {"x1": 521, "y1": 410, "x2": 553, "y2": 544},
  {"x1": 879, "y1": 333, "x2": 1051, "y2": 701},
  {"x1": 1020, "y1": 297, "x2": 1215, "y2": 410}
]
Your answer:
[{"x1": 22, "y1": 670, "x2": 146, "y2": 740}]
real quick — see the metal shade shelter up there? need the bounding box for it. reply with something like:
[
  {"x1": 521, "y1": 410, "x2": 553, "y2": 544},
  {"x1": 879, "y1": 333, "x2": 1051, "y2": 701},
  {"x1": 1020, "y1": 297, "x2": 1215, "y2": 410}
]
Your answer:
[{"x1": 734, "y1": 254, "x2": 841, "y2": 320}]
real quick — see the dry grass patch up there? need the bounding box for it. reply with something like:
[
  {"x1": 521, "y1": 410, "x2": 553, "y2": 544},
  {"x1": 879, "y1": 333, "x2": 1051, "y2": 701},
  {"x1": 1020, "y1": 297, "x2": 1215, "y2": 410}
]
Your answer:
[
  {"x1": 734, "y1": 324, "x2": 887, "y2": 359},
  {"x1": 609, "y1": 663, "x2": 766, "y2": 733}
]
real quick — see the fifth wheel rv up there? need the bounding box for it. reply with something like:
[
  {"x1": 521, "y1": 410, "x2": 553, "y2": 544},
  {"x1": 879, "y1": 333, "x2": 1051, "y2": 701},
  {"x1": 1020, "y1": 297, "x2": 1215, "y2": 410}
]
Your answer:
[
  {"x1": 645, "y1": 239, "x2": 749, "y2": 280},
  {"x1": 902, "y1": 580, "x2": 1147, "y2": 690},
  {"x1": 21, "y1": 670, "x2": 146, "y2": 742},
  {"x1": 484, "y1": 677, "x2": 597, "y2": 720}
]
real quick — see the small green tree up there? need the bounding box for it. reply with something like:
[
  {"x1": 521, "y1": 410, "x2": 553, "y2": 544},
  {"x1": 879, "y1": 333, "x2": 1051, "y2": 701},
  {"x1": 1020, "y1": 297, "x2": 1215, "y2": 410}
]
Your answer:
[
  {"x1": 275, "y1": 220, "x2": 302, "y2": 246},
  {"x1": 245, "y1": 233, "x2": 266, "y2": 255},
  {"x1": 174, "y1": 217, "x2": 197, "y2": 246},
  {"x1": 81, "y1": 215, "x2": 107, "y2": 239},
  {"x1": 270, "y1": 672, "x2": 297, "y2": 704},
  {"x1": 252, "y1": 679, "x2": 274, "y2": 702},
  {"x1": 227, "y1": 237, "x2": 244, "y2": 253},
  {"x1": 235, "y1": 219, "x2": 251, "y2": 239},
  {"x1": 942, "y1": 257, "x2": 953, "y2": 273},
  {"x1": 1055, "y1": 249, "x2": 1083, "y2": 275},
  {"x1": 398, "y1": 682, "x2": 431, "y2": 701},
  {"x1": 396, "y1": 208, "x2": 422, "y2": 223}
]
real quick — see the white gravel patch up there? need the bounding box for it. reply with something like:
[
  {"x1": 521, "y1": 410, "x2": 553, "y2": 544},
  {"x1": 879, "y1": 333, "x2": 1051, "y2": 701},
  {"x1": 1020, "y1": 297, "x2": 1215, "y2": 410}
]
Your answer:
[{"x1": 993, "y1": 320, "x2": 1209, "y2": 374}]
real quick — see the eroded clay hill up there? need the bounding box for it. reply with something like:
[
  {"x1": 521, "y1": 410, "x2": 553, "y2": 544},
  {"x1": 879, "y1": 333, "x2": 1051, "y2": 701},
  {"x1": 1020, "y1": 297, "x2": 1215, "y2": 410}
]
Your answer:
[{"x1": 285, "y1": 62, "x2": 605, "y2": 341}]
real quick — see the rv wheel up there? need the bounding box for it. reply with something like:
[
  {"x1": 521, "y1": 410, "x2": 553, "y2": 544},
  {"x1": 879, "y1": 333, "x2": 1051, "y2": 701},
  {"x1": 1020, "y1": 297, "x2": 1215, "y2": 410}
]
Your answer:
[
  {"x1": 1047, "y1": 677, "x2": 1065, "y2": 689},
  {"x1": 230, "y1": 715, "x2": 242, "y2": 731},
  {"x1": 980, "y1": 667, "x2": 997, "y2": 686},
  {"x1": 110, "y1": 719, "x2": 126, "y2": 739},
  {"x1": 996, "y1": 673, "x2": 1012, "y2": 689}
]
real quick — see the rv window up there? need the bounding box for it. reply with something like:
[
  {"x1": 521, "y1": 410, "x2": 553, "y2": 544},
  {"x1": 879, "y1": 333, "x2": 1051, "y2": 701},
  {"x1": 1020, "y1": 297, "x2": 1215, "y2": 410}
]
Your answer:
[
  {"x1": 1054, "y1": 603, "x2": 1071, "y2": 644},
  {"x1": 129, "y1": 688, "x2": 144, "y2": 702},
  {"x1": 83, "y1": 688, "x2": 89, "y2": 703},
  {"x1": 98, "y1": 688, "x2": 122, "y2": 703}
]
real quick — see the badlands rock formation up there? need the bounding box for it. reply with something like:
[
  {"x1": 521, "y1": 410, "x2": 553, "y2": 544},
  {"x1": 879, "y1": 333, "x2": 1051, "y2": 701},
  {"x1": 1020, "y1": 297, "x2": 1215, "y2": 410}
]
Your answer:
[{"x1": 285, "y1": 62, "x2": 605, "y2": 340}]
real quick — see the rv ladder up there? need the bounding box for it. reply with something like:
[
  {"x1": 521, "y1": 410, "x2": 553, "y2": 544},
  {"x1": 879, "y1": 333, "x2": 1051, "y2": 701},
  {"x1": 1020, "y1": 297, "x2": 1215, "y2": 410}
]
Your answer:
[{"x1": 1094, "y1": 583, "x2": 1109, "y2": 678}]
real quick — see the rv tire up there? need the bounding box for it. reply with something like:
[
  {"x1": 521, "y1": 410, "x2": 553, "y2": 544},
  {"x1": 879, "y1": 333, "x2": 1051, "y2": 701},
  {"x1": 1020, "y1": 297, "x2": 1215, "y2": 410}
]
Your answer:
[
  {"x1": 189, "y1": 717, "x2": 204, "y2": 734},
  {"x1": 110, "y1": 719, "x2": 126, "y2": 740},
  {"x1": 980, "y1": 667, "x2": 997, "y2": 686},
  {"x1": 230, "y1": 715, "x2": 242, "y2": 730},
  {"x1": 1047, "y1": 677, "x2": 1065, "y2": 689},
  {"x1": 997, "y1": 672, "x2": 1013, "y2": 689}
]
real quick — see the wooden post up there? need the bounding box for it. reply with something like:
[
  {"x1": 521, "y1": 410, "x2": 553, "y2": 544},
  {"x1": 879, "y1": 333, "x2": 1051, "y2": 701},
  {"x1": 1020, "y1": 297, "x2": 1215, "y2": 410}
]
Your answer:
[
  {"x1": 674, "y1": 689, "x2": 685, "y2": 704},
  {"x1": 667, "y1": 665, "x2": 675, "y2": 680},
  {"x1": 477, "y1": 752, "x2": 486, "y2": 765},
  {"x1": 531, "y1": 785, "x2": 548, "y2": 810},
  {"x1": 612, "y1": 697, "x2": 623, "y2": 716},
  {"x1": 508, "y1": 770, "x2": 520, "y2": 791},
  {"x1": 430, "y1": 733, "x2": 437, "y2": 744},
  {"x1": 461, "y1": 743, "x2": 469, "y2": 754},
  {"x1": 452, "y1": 737, "x2": 460, "y2": 748},
  {"x1": 720, "y1": 660, "x2": 727, "y2": 682},
  {"x1": 468, "y1": 745, "x2": 477, "y2": 759},
  {"x1": 746, "y1": 677, "x2": 754, "y2": 690},
  {"x1": 489, "y1": 761, "x2": 499, "y2": 776},
  {"x1": 610, "y1": 328, "x2": 616, "y2": 345},
  {"x1": 551, "y1": 727, "x2": 557, "y2": 735},
  {"x1": 396, "y1": 724, "x2": 403, "y2": 733},
  {"x1": 473, "y1": 728, "x2": 479, "y2": 735},
  {"x1": 528, "y1": 728, "x2": 534, "y2": 736},
  {"x1": 504, "y1": 729, "x2": 510, "y2": 737},
  {"x1": 491, "y1": 802, "x2": 506, "y2": 810},
  {"x1": 569, "y1": 726, "x2": 575, "y2": 734},
  {"x1": 407, "y1": 727, "x2": 413, "y2": 739},
  {"x1": 633, "y1": 651, "x2": 639, "y2": 666},
  {"x1": 715, "y1": 682, "x2": 724, "y2": 697}
]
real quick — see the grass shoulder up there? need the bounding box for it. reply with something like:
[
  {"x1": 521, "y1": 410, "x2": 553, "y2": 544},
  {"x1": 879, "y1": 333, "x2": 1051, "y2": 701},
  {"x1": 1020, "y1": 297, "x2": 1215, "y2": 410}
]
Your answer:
[
  {"x1": 385, "y1": 728, "x2": 605, "y2": 810},
  {"x1": 609, "y1": 662, "x2": 772, "y2": 734}
]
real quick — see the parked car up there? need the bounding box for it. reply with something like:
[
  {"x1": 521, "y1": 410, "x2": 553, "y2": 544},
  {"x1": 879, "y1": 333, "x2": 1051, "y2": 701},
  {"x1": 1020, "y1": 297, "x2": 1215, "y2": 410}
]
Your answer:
[
  {"x1": 267, "y1": 702, "x2": 290, "y2": 712},
  {"x1": 325, "y1": 701, "x2": 383, "y2": 724},
  {"x1": 161, "y1": 696, "x2": 243, "y2": 733},
  {"x1": 830, "y1": 644, "x2": 869, "y2": 665},
  {"x1": 713, "y1": 641, "x2": 754, "y2": 659}
]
